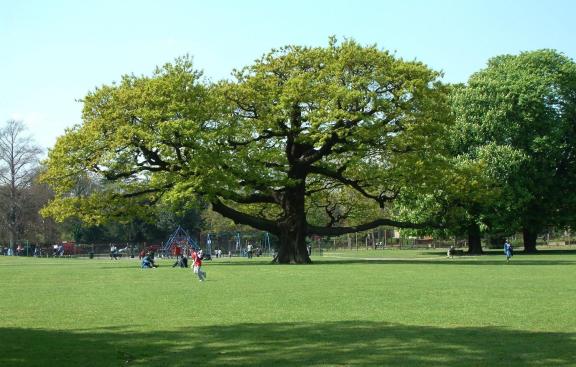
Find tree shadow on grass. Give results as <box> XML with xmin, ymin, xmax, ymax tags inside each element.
<box><xmin>204</xmin><ymin>259</ymin><xmax>277</xmax><ymax>267</ymax></box>
<box><xmin>312</xmin><ymin>258</ymin><xmax>576</xmax><ymax>266</ymax></box>
<box><xmin>205</xmin><ymin>249</ymin><xmax>576</xmax><ymax>267</ymax></box>
<box><xmin>136</xmin><ymin>253</ymin><xmax>576</xmax><ymax>267</ymax></box>
<box><xmin>419</xmin><ymin>249</ymin><xmax>576</xmax><ymax>257</ymax></box>
<box><xmin>1</xmin><ymin>321</ymin><xmax>574</xmax><ymax>367</ymax></box>
<box><xmin>314</xmin><ymin>248</ymin><xmax>576</xmax><ymax>266</ymax></box>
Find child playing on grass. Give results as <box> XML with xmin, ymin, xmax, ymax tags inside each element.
<box><xmin>191</xmin><ymin>249</ymin><xmax>206</xmax><ymax>281</ymax></box>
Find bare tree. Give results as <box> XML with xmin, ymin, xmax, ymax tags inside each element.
<box><xmin>0</xmin><ymin>120</ymin><xmax>43</xmax><ymax>249</ymax></box>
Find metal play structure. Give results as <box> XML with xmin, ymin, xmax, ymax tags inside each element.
<box><xmin>201</xmin><ymin>231</ymin><xmax>272</xmax><ymax>256</ymax></box>
<box><xmin>263</xmin><ymin>232</ymin><xmax>271</xmax><ymax>254</ymax></box>
<box><xmin>161</xmin><ymin>226</ymin><xmax>198</xmax><ymax>257</ymax></box>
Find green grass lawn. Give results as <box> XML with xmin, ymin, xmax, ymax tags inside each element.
<box><xmin>1</xmin><ymin>249</ymin><xmax>575</xmax><ymax>366</ymax></box>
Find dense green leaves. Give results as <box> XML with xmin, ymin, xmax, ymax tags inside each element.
<box><xmin>41</xmin><ymin>39</ymin><xmax>452</xmax><ymax>263</ymax></box>
<box><xmin>40</xmin><ymin>41</ymin><xmax>576</xmax><ymax>259</ymax></box>
<box><xmin>450</xmin><ymin>49</ymin><xmax>576</xmax><ymax>250</ymax></box>
<box><xmin>395</xmin><ymin>50</ymin><xmax>576</xmax><ymax>253</ymax></box>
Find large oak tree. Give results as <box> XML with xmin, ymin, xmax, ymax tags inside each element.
<box><xmin>42</xmin><ymin>40</ymin><xmax>451</xmax><ymax>263</ymax></box>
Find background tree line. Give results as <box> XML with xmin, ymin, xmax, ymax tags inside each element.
<box><xmin>0</xmin><ymin>122</ymin><xmax>250</xmax><ymax>249</ymax></box>
<box><xmin>0</xmin><ymin>120</ymin><xmax>208</xmax><ymax>248</ymax></box>
<box><xmin>3</xmin><ymin>42</ymin><xmax>576</xmax><ymax>262</ymax></box>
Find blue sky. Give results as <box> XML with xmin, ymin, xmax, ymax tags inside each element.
<box><xmin>1</xmin><ymin>0</ymin><xmax>575</xmax><ymax>151</ymax></box>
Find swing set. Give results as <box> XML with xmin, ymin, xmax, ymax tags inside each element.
<box><xmin>201</xmin><ymin>231</ymin><xmax>272</xmax><ymax>256</ymax></box>
<box><xmin>161</xmin><ymin>227</ymin><xmax>272</xmax><ymax>258</ymax></box>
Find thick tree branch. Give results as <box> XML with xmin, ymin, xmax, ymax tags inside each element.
<box><xmin>117</xmin><ymin>187</ymin><xmax>168</xmax><ymax>198</ymax></box>
<box><xmin>320</xmin><ymin>202</ymin><xmax>351</xmax><ymax>227</ymax></box>
<box><xmin>299</xmin><ymin>112</ymin><xmax>380</xmax><ymax>165</ymax></box>
<box><xmin>308</xmin><ymin>165</ymin><xmax>395</xmax><ymax>207</ymax></box>
<box><xmin>308</xmin><ymin>218</ymin><xmax>435</xmax><ymax>236</ymax></box>
<box><xmin>219</xmin><ymin>161</ymin><xmax>281</xmax><ymax>193</ymax></box>
<box><xmin>305</xmin><ymin>180</ymin><xmax>342</xmax><ymax>196</ymax></box>
<box><xmin>227</xmin><ymin>129</ymin><xmax>284</xmax><ymax>147</ymax></box>
<box><xmin>211</xmin><ymin>198</ymin><xmax>278</xmax><ymax>234</ymax></box>
<box><xmin>135</xmin><ymin>141</ymin><xmax>170</xmax><ymax>170</ymax></box>
<box><xmin>220</xmin><ymin>190</ymin><xmax>278</xmax><ymax>204</ymax></box>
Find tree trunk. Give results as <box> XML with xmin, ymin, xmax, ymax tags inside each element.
<box><xmin>8</xmin><ymin>203</ymin><xmax>16</xmax><ymax>250</ymax></box>
<box><xmin>274</xmin><ymin>183</ymin><xmax>311</xmax><ymax>264</ymax></box>
<box><xmin>523</xmin><ymin>227</ymin><xmax>538</xmax><ymax>253</ymax></box>
<box><xmin>276</xmin><ymin>221</ymin><xmax>310</xmax><ymax>264</ymax></box>
<box><xmin>467</xmin><ymin>223</ymin><xmax>483</xmax><ymax>254</ymax></box>
<box><xmin>8</xmin><ymin>229</ymin><xmax>15</xmax><ymax>251</ymax></box>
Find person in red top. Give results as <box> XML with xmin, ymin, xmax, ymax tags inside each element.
<box><xmin>191</xmin><ymin>249</ymin><xmax>206</xmax><ymax>281</ymax></box>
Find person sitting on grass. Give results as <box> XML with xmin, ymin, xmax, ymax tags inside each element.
<box><xmin>172</xmin><ymin>255</ymin><xmax>188</xmax><ymax>268</ymax></box>
<box><xmin>141</xmin><ymin>253</ymin><xmax>158</xmax><ymax>269</ymax></box>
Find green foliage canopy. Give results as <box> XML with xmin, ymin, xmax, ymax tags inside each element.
<box><xmin>41</xmin><ymin>39</ymin><xmax>452</xmax><ymax>263</ymax></box>
<box><xmin>451</xmin><ymin>49</ymin><xmax>576</xmax><ymax>247</ymax></box>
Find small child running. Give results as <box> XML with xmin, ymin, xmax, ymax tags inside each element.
<box><xmin>191</xmin><ymin>249</ymin><xmax>206</xmax><ymax>281</ymax></box>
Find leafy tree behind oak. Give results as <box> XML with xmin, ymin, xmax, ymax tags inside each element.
<box><xmin>451</xmin><ymin>49</ymin><xmax>576</xmax><ymax>252</ymax></box>
<box><xmin>42</xmin><ymin>40</ymin><xmax>451</xmax><ymax>263</ymax></box>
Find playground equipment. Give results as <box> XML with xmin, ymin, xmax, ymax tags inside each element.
<box><xmin>203</xmin><ymin>231</ymin><xmax>272</xmax><ymax>256</ymax></box>
<box><xmin>206</xmin><ymin>233</ymin><xmax>213</xmax><ymax>257</ymax></box>
<box><xmin>263</xmin><ymin>232</ymin><xmax>271</xmax><ymax>254</ymax></box>
<box><xmin>161</xmin><ymin>226</ymin><xmax>198</xmax><ymax>257</ymax></box>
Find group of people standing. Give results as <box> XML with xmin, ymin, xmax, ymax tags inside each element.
<box><xmin>2</xmin><ymin>244</ymin><xmax>60</xmax><ymax>257</ymax></box>
<box><xmin>245</xmin><ymin>244</ymin><xmax>263</xmax><ymax>258</ymax></box>
<box><xmin>1</xmin><ymin>246</ymin><xmax>23</xmax><ymax>256</ymax></box>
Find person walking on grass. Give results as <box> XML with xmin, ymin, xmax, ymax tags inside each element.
<box><xmin>504</xmin><ymin>239</ymin><xmax>513</xmax><ymax>262</ymax></box>
<box><xmin>191</xmin><ymin>249</ymin><xmax>206</xmax><ymax>281</ymax></box>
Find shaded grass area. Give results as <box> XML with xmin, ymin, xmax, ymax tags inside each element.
<box><xmin>1</xmin><ymin>250</ymin><xmax>576</xmax><ymax>366</ymax></box>
<box><xmin>2</xmin><ymin>322</ymin><xmax>575</xmax><ymax>366</ymax></box>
